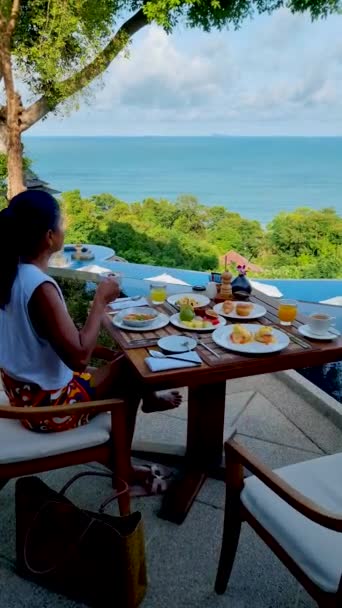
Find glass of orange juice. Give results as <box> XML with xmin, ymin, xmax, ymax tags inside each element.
<box><xmin>278</xmin><ymin>299</ymin><xmax>298</xmax><ymax>326</ymax></box>
<box><xmin>150</xmin><ymin>283</ymin><xmax>167</xmax><ymax>304</ymax></box>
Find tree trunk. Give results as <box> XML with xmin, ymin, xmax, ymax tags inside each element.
<box><xmin>0</xmin><ymin>124</ymin><xmax>7</xmax><ymax>154</ymax></box>
<box><xmin>0</xmin><ymin>46</ymin><xmax>25</xmax><ymax>199</ymax></box>
<box><xmin>6</xmin><ymin>91</ymin><xmax>24</xmax><ymax>199</ymax></box>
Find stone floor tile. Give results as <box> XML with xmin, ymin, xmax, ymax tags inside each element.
<box><xmin>236</xmin><ymin>392</ymin><xmax>322</xmax><ymax>453</ymax></box>
<box><xmin>235</xmin><ymin>433</ymin><xmax>322</xmax><ymax>470</ymax></box>
<box><xmin>225</xmin><ymin>390</ymin><xmax>255</xmax><ymax>426</ymax></box>
<box><xmin>143</xmin><ymin>501</ymin><xmax>301</xmax><ymax>608</ymax></box>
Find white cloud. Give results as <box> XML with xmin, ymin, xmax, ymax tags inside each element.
<box><xmin>29</xmin><ymin>9</ymin><xmax>342</xmax><ymax>135</ymax></box>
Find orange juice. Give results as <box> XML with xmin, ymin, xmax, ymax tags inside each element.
<box><xmin>278</xmin><ymin>300</ymin><xmax>297</xmax><ymax>325</ymax></box>
<box><xmin>150</xmin><ymin>284</ymin><xmax>167</xmax><ymax>304</ymax></box>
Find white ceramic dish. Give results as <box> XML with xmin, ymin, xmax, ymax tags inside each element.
<box><xmin>113</xmin><ymin>311</ymin><xmax>169</xmax><ymax>332</ymax></box>
<box><xmin>213</xmin><ymin>301</ymin><xmax>267</xmax><ymax>320</ymax></box>
<box><xmin>212</xmin><ymin>324</ymin><xmax>290</xmax><ymax>354</ymax></box>
<box><xmin>118</xmin><ymin>307</ymin><xmax>159</xmax><ymax>328</ymax></box>
<box><xmin>298</xmin><ymin>325</ymin><xmax>341</xmax><ymax>341</ymax></box>
<box><xmin>170</xmin><ymin>313</ymin><xmax>226</xmax><ymax>332</ymax></box>
<box><xmin>157</xmin><ymin>335</ymin><xmax>197</xmax><ymax>353</ymax></box>
<box><xmin>167</xmin><ymin>293</ymin><xmax>210</xmax><ymax>309</ymax></box>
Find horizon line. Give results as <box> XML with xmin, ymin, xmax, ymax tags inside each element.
<box><xmin>24</xmin><ymin>134</ymin><xmax>342</xmax><ymax>138</ymax></box>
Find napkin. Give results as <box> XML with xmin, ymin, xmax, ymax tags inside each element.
<box><xmin>145</xmin><ymin>351</ymin><xmax>202</xmax><ymax>372</ymax></box>
<box><xmin>109</xmin><ymin>297</ymin><xmax>149</xmax><ymax>311</ymax></box>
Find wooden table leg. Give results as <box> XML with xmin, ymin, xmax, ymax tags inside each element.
<box><xmin>159</xmin><ymin>382</ymin><xmax>226</xmax><ymax>524</ymax></box>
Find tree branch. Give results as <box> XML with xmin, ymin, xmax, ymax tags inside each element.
<box><xmin>7</xmin><ymin>0</ymin><xmax>20</xmax><ymax>37</ymax></box>
<box><xmin>21</xmin><ymin>7</ymin><xmax>148</xmax><ymax>132</ymax></box>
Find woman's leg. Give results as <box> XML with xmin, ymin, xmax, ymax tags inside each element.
<box><xmin>89</xmin><ymin>356</ymin><xmax>181</xmax><ymax>485</ymax></box>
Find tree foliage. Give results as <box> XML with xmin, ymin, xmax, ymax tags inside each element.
<box><xmin>60</xmin><ymin>190</ymin><xmax>342</xmax><ymax>278</ymax></box>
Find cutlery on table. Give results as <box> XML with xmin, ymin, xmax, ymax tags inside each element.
<box><xmin>197</xmin><ymin>340</ymin><xmax>220</xmax><ymax>359</ymax></box>
<box><xmin>107</xmin><ymin>295</ymin><xmax>143</xmax><ymax>314</ymax></box>
<box><xmin>148</xmin><ymin>350</ymin><xmax>202</xmax><ymax>366</ymax></box>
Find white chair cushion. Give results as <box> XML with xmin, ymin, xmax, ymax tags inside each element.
<box><xmin>241</xmin><ymin>453</ymin><xmax>342</xmax><ymax>593</ymax></box>
<box><xmin>0</xmin><ymin>413</ymin><xmax>111</xmax><ymax>464</ymax></box>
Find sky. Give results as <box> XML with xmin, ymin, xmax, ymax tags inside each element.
<box><xmin>27</xmin><ymin>8</ymin><xmax>342</xmax><ymax>137</ymax></box>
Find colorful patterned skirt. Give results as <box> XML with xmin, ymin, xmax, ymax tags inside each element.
<box><xmin>0</xmin><ymin>370</ymin><xmax>96</xmax><ymax>433</ymax></box>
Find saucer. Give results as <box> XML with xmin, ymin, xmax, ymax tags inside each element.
<box><xmin>298</xmin><ymin>325</ymin><xmax>340</xmax><ymax>341</ymax></box>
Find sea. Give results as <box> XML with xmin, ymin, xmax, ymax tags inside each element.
<box><xmin>23</xmin><ymin>136</ymin><xmax>342</xmax><ymax>225</ymax></box>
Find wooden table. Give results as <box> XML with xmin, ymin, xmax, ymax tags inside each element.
<box><xmin>104</xmin><ymin>290</ymin><xmax>341</xmax><ymax>524</ymax></box>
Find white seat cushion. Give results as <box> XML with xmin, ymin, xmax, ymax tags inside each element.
<box><xmin>241</xmin><ymin>453</ymin><xmax>342</xmax><ymax>593</ymax></box>
<box><xmin>0</xmin><ymin>413</ymin><xmax>111</xmax><ymax>464</ymax></box>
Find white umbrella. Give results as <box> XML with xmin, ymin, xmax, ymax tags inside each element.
<box><xmin>320</xmin><ymin>296</ymin><xmax>342</xmax><ymax>306</ymax></box>
<box><xmin>144</xmin><ymin>273</ymin><xmax>189</xmax><ymax>286</ymax></box>
<box><xmin>251</xmin><ymin>280</ymin><xmax>283</xmax><ymax>298</ymax></box>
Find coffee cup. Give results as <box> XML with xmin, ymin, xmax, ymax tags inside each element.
<box><xmin>308</xmin><ymin>313</ymin><xmax>335</xmax><ymax>335</ymax></box>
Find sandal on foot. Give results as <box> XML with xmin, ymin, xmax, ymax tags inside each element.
<box><xmin>129</xmin><ymin>464</ymin><xmax>174</xmax><ymax>498</ymax></box>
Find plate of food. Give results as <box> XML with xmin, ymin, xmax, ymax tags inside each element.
<box><xmin>212</xmin><ymin>324</ymin><xmax>289</xmax><ymax>354</ymax></box>
<box><xmin>170</xmin><ymin>309</ymin><xmax>226</xmax><ymax>332</ymax></box>
<box><xmin>112</xmin><ymin>308</ymin><xmax>169</xmax><ymax>331</ymax></box>
<box><xmin>213</xmin><ymin>301</ymin><xmax>267</xmax><ymax>320</ymax></box>
<box><xmin>167</xmin><ymin>293</ymin><xmax>210</xmax><ymax>309</ymax></box>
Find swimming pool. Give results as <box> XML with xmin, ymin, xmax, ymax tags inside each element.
<box><xmin>62</xmin><ymin>245</ymin><xmax>342</xmax><ymax>304</ymax></box>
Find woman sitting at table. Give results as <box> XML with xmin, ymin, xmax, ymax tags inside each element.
<box><xmin>0</xmin><ymin>191</ymin><xmax>180</xmax><ymax>490</ymax></box>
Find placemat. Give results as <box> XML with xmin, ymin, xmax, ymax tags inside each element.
<box><xmin>107</xmin><ymin>301</ymin><xmax>180</xmax><ymax>349</ymax></box>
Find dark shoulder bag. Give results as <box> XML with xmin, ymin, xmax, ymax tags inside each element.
<box><xmin>15</xmin><ymin>475</ymin><xmax>147</xmax><ymax>608</ymax></box>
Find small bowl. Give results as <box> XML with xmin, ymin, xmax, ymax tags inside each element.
<box><xmin>121</xmin><ymin>307</ymin><xmax>159</xmax><ymax>328</ymax></box>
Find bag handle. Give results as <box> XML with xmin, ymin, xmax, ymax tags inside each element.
<box><xmin>59</xmin><ymin>471</ymin><xmax>129</xmax><ymax>513</ymax></box>
<box><xmin>23</xmin><ymin>499</ymin><xmax>97</xmax><ymax>576</ymax></box>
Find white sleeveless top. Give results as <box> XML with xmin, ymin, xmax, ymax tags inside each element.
<box><xmin>0</xmin><ymin>264</ymin><xmax>73</xmax><ymax>390</ymax></box>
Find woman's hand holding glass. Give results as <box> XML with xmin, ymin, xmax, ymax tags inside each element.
<box><xmin>95</xmin><ymin>276</ymin><xmax>121</xmax><ymax>308</ymax></box>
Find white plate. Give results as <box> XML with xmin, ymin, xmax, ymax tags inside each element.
<box><xmin>167</xmin><ymin>293</ymin><xmax>210</xmax><ymax>309</ymax></box>
<box><xmin>298</xmin><ymin>325</ymin><xmax>341</xmax><ymax>341</ymax></box>
<box><xmin>170</xmin><ymin>313</ymin><xmax>226</xmax><ymax>332</ymax></box>
<box><xmin>157</xmin><ymin>335</ymin><xmax>197</xmax><ymax>353</ymax></box>
<box><xmin>117</xmin><ymin>307</ymin><xmax>158</xmax><ymax>328</ymax></box>
<box><xmin>113</xmin><ymin>312</ymin><xmax>169</xmax><ymax>332</ymax></box>
<box><xmin>213</xmin><ymin>301</ymin><xmax>267</xmax><ymax>320</ymax></box>
<box><xmin>212</xmin><ymin>324</ymin><xmax>290</xmax><ymax>354</ymax></box>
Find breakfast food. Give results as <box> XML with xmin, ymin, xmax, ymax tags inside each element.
<box><xmin>176</xmin><ymin>296</ymin><xmax>199</xmax><ymax>309</ymax></box>
<box><xmin>180</xmin><ymin>310</ymin><xmax>221</xmax><ymax>329</ymax></box>
<box><xmin>182</xmin><ymin>319</ymin><xmax>213</xmax><ymax>329</ymax></box>
<box><xmin>222</xmin><ymin>301</ymin><xmax>235</xmax><ymax>314</ymax></box>
<box><xmin>236</xmin><ymin>302</ymin><xmax>254</xmax><ymax>317</ymax></box>
<box><xmin>202</xmin><ymin>309</ymin><xmax>219</xmax><ymax>319</ymax></box>
<box><xmin>230</xmin><ymin>324</ymin><xmax>253</xmax><ymax>344</ymax></box>
<box><xmin>254</xmin><ymin>326</ymin><xmax>276</xmax><ymax>345</ymax></box>
<box><xmin>123</xmin><ymin>312</ymin><xmax>156</xmax><ymax>322</ymax></box>
<box><xmin>179</xmin><ymin>305</ymin><xmax>195</xmax><ymax>322</ymax></box>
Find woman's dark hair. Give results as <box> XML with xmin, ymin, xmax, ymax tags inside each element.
<box><xmin>0</xmin><ymin>190</ymin><xmax>60</xmax><ymax>308</ymax></box>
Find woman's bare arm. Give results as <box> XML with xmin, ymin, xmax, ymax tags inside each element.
<box><xmin>28</xmin><ymin>278</ymin><xmax>120</xmax><ymax>371</ymax></box>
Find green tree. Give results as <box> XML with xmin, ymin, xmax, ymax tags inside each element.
<box><xmin>267</xmin><ymin>208</ymin><xmax>342</xmax><ymax>258</ymax></box>
<box><xmin>1</xmin><ymin>0</ymin><xmax>341</xmax><ymax>197</ymax></box>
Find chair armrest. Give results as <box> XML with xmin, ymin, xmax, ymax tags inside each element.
<box><xmin>0</xmin><ymin>398</ymin><xmax>124</xmax><ymax>421</ymax></box>
<box><xmin>225</xmin><ymin>438</ymin><xmax>342</xmax><ymax>532</ymax></box>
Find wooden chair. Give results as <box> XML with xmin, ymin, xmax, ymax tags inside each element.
<box><xmin>0</xmin><ymin>347</ymin><xmax>131</xmax><ymax>515</ymax></box>
<box><xmin>215</xmin><ymin>436</ymin><xmax>342</xmax><ymax>607</ymax></box>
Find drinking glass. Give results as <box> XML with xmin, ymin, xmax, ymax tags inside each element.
<box><xmin>278</xmin><ymin>299</ymin><xmax>298</xmax><ymax>326</ymax></box>
<box><xmin>206</xmin><ymin>281</ymin><xmax>218</xmax><ymax>299</ymax></box>
<box><xmin>150</xmin><ymin>283</ymin><xmax>167</xmax><ymax>304</ymax></box>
